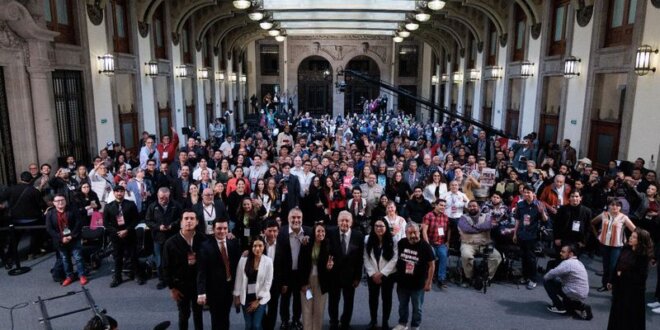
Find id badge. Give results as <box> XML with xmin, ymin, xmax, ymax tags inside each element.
<box><xmin>244</xmin><ymin>228</ymin><xmax>251</xmax><ymax>237</ymax></box>
<box><xmin>247</xmin><ymin>284</ymin><xmax>256</xmax><ymax>294</ymax></box>
<box><xmin>206</xmin><ymin>221</ymin><xmax>214</xmax><ymax>235</ymax></box>
<box><xmin>523</xmin><ymin>214</ymin><xmax>530</xmax><ymax>227</ymax></box>
<box><xmin>162</xmin><ymin>151</ymin><xmax>169</xmax><ymax>159</ymax></box>
<box><xmin>451</xmin><ymin>206</ymin><xmax>458</xmax><ymax>213</ymax></box>
<box><xmin>405</xmin><ymin>261</ymin><xmax>415</xmax><ymax>274</ymax></box>
<box><xmin>116</xmin><ymin>214</ymin><xmax>125</xmax><ymax>226</ymax></box>
<box><xmin>572</xmin><ymin>221</ymin><xmax>581</xmax><ymax>232</ymax></box>
<box><xmin>187</xmin><ymin>252</ymin><xmax>196</xmax><ymax>265</ymax></box>
<box><xmin>306</xmin><ymin>289</ymin><xmax>313</xmax><ymax>301</ymax></box>
<box><xmin>395</xmin><ymin>196</ymin><xmax>400</xmax><ymax>204</ymax></box>
<box><xmin>437</xmin><ymin>227</ymin><xmax>445</xmax><ymax>236</ymax></box>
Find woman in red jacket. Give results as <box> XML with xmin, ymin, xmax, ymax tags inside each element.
<box><xmin>321</xmin><ymin>176</ymin><xmax>346</xmax><ymax>226</ymax></box>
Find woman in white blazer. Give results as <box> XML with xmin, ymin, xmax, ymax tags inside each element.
<box><xmin>233</xmin><ymin>237</ymin><xmax>273</xmax><ymax>330</ymax></box>
<box><xmin>364</xmin><ymin>219</ymin><xmax>398</xmax><ymax>330</ymax></box>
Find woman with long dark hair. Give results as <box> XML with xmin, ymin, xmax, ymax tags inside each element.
<box><xmin>233</xmin><ymin>237</ymin><xmax>273</xmax><ymax>330</ymax></box>
<box><xmin>234</xmin><ymin>198</ymin><xmax>262</xmax><ymax>251</ymax></box>
<box><xmin>321</xmin><ymin>176</ymin><xmax>346</xmax><ymax>226</ymax></box>
<box><xmin>385</xmin><ymin>171</ymin><xmax>411</xmax><ymax>214</ymax></box>
<box><xmin>299</xmin><ymin>222</ymin><xmax>331</xmax><ymax>330</ymax></box>
<box><xmin>74</xmin><ymin>182</ymin><xmax>101</xmax><ymax>226</ymax></box>
<box><xmin>226</xmin><ymin>167</ymin><xmax>251</xmax><ymax>197</ymax></box>
<box><xmin>364</xmin><ymin>219</ymin><xmax>398</xmax><ymax>330</ymax></box>
<box><xmin>607</xmin><ymin>228</ymin><xmax>654</xmax><ymax>330</ymax></box>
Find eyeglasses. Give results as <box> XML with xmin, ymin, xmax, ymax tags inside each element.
<box><xmin>53</xmin><ymin>199</ymin><xmax>66</xmax><ymax>203</ymax></box>
<box><xmin>374</xmin><ymin>224</ymin><xmax>386</xmax><ymax>228</ymax></box>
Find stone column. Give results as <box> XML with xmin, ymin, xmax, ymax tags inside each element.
<box><xmin>237</xmin><ymin>59</ymin><xmax>245</xmax><ymax>123</ymax></box>
<box><xmin>434</xmin><ymin>63</ymin><xmax>441</xmax><ymax>122</ymax></box>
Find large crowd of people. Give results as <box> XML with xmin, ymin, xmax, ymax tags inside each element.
<box><xmin>0</xmin><ymin>106</ymin><xmax>658</xmax><ymax>330</ymax></box>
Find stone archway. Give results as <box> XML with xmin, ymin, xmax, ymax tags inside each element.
<box><xmin>297</xmin><ymin>56</ymin><xmax>333</xmax><ymax>117</ymax></box>
<box><xmin>343</xmin><ymin>55</ymin><xmax>381</xmax><ymax>115</ymax></box>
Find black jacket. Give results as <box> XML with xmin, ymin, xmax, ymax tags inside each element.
<box><xmin>103</xmin><ymin>199</ymin><xmax>139</xmax><ymax>237</ymax></box>
<box><xmin>172</xmin><ymin>177</ymin><xmax>196</xmax><ymax>205</ymax></box>
<box><xmin>2</xmin><ymin>183</ymin><xmax>44</xmax><ymax>220</ymax></box>
<box><xmin>327</xmin><ymin>228</ymin><xmax>364</xmax><ymax>288</ymax></box>
<box><xmin>554</xmin><ymin>204</ymin><xmax>592</xmax><ymax>246</ymax></box>
<box><xmin>405</xmin><ymin>198</ymin><xmax>433</xmax><ymax>224</ymax></box>
<box><xmin>45</xmin><ymin>207</ymin><xmax>82</xmax><ymax>248</ymax></box>
<box><xmin>193</xmin><ymin>200</ymin><xmax>229</xmax><ymax>235</ymax></box>
<box><xmin>162</xmin><ymin>232</ymin><xmax>204</xmax><ymax>293</ymax></box>
<box><xmin>196</xmin><ymin>237</ymin><xmax>241</xmax><ymax>301</ymax></box>
<box><xmin>276</xmin><ymin>225</ymin><xmax>312</xmax><ymax>287</ymax></box>
<box><xmin>145</xmin><ymin>200</ymin><xmax>183</xmax><ymax>243</ymax></box>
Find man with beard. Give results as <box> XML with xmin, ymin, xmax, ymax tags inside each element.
<box><xmin>513</xmin><ymin>185</ymin><xmax>548</xmax><ymax>290</ymax></box>
<box><xmin>145</xmin><ymin>187</ymin><xmax>183</xmax><ymax>289</ymax></box>
<box><xmin>162</xmin><ymin>210</ymin><xmax>204</xmax><ymax>330</ymax></box>
<box><xmin>553</xmin><ymin>191</ymin><xmax>592</xmax><ymax>255</ymax></box>
<box><xmin>405</xmin><ymin>186</ymin><xmax>432</xmax><ymax>224</ymax></box>
<box><xmin>393</xmin><ymin>223</ymin><xmax>434</xmax><ymax>330</ymax></box>
<box><xmin>457</xmin><ymin>201</ymin><xmax>502</xmax><ymax>288</ymax></box>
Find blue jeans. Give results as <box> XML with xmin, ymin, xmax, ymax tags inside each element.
<box><xmin>600</xmin><ymin>245</ymin><xmax>622</xmax><ymax>287</ymax></box>
<box><xmin>58</xmin><ymin>239</ymin><xmax>85</xmax><ymax>278</ymax></box>
<box><xmin>397</xmin><ymin>287</ymin><xmax>424</xmax><ymax>327</ymax></box>
<box><xmin>242</xmin><ymin>303</ymin><xmax>266</xmax><ymax>330</ymax></box>
<box><xmin>432</xmin><ymin>244</ymin><xmax>448</xmax><ymax>282</ymax></box>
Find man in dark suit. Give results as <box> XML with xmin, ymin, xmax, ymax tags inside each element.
<box><xmin>327</xmin><ymin>210</ymin><xmax>365</xmax><ymax>330</ymax></box>
<box><xmin>103</xmin><ymin>185</ymin><xmax>145</xmax><ymax>287</ymax></box>
<box><xmin>279</xmin><ymin>163</ymin><xmax>301</xmax><ymax>224</ymax></box>
<box><xmin>168</xmin><ymin>151</ymin><xmax>189</xmax><ymax>179</ymax></box>
<box><xmin>145</xmin><ymin>187</ymin><xmax>183</xmax><ymax>289</ymax></box>
<box><xmin>277</xmin><ymin>208</ymin><xmax>312</xmax><ymax>329</ymax></box>
<box><xmin>262</xmin><ymin>219</ymin><xmax>283</xmax><ymax>330</ymax></box>
<box><xmin>196</xmin><ymin>220</ymin><xmax>240</xmax><ymax>330</ymax></box>
<box><xmin>192</xmin><ymin>188</ymin><xmax>229</xmax><ymax>237</ymax></box>
<box><xmin>172</xmin><ymin>165</ymin><xmax>196</xmax><ymax>205</ymax></box>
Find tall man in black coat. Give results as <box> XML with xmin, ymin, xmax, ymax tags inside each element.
<box><xmin>196</xmin><ymin>220</ymin><xmax>241</xmax><ymax>330</ymax></box>
<box><xmin>327</xmin><ymin>210</ymin><xmax>365</xmax><ymax>330</ymax></box>
<box><xmin>262</xmin><ymin>219</ymin><xmax>283</xmax><ymax>330</ymax></box>
<box><xmin>279</xmin><ymin>163</ymin><xmax>301</xmax><ymax>224</ymax></box>
<box><xmin>277</xmin><ymin>208</ymin><xmax>312</xmax><ymax>329</ymax></box>
<box><xmin>162</xmin><ymin>210</ymin><xmax>204</xmax><ymax>330</ymax></box>
<box><xmin>103</xmin><ymin>185</ymin><xmax>145</xmax><ymax>287</ymax></box>
<box><xmin>145</xmin><ymin>187</ymin><xmax>183</xmax><ymax>289</ymax></box>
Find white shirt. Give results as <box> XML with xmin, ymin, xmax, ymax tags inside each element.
<box><xmin>297</xmin><ymin>171</ymin><xmax>315</xmax><ymax>197</ymax></box>
<box><xmin>202</xmin><ymin>203</ymin><xmax>216</xmax><ymax>235</ymax></box>
<box><xmin>288</xmin><ymin>226</ymin><xmax>305</xmax><ymax>270</ymax></box>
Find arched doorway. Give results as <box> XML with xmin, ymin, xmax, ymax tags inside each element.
<box><xmin>344</xmin><ymin>55</ymin><xmax>380</xmax><ymax>115</ymax></box>
<box><xmin>297</xmin><ymin>56</ymin><xmax>333</xmax><ymax>117</ymax></box>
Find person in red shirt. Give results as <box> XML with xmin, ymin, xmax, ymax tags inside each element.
<box><xmin>421</xmin><ymin>199</ymin><xmax>450</xmax><ymax>288</ymax></box>
<box><xmin>45</xmin><ymin>194</ymin><xmax>87</xmax><ymax>286</ymax></box>
<box><xmin>158</xmin><ymin>127</ymin><xmax>179</xmax><ymax>164</ymax></box>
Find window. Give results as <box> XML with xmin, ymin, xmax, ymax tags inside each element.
<box><xmin>605</xmin><ymin>0</ymin><xmax>637</xmax><ymax>47</ymax></box>
<box><xmin>548</xmin><ymin>0</ymin><xmax>569</xmax><ymax>56</ymax></box>
<box><xmin>152</xmin><ymin>4</ymin><xmax>167</xmax><ymax>59</ymax></box>
<box><xmin>43</xmin><ymin>0</ymin><xmax>76</xmax><ymax>44</ymax></box>
<box><xmin>182</xmin><ymin>20</ymin><xmax>192</xmax><ymax>64</ymax></box>
<box><xmin>111</xmin><ymin>0</ymin><xmax>131</xmax><ymax>53</ymax></box>
<box><xmin>260</xmin><ymin>44</ymin><xmax>279</xmax><ymax>76</ymax></box>
<box><xmin>398</xmin><ymin>45</ymin><xmax>419</xmax><ymax>77</ymax></box>
<box><xmin>487</xmin><ymin>22</ymin><xmax>497</xmax><ymax>66</ymax></box>
<box><xmin>512</xmin><ymin>4</ymin><xmax>526</xmax><ymax>61</ymax></box>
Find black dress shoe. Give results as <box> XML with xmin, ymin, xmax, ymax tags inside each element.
<box><xmin>137</xmin><ymin>277</ymin><xmax>146</xmax><ymax>285</ymax></box>
<box><xmin>366</xmin><ymin>321</ymin><xmax>377</xmax><ymax>330</ymax></box>
<box><xmin>110</xmin><ymin>277</ymin><xmax>122</xmax><ymax>288</ymax></box>
<box><xmin>156</xmin><ymin>281</ymin><xmax>167</xmax><ymax>290</ymax></box>
<box><xmin>596</xmin><ymin>286</ymin><xmax>608</xmax><ymax>292</ymax></box>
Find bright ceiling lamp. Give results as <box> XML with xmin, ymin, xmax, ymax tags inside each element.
<box><xmin>398</xmin><ymin>30</ymin><xmax>410</xmax><ymax>38</ymax></box>
<box><xmin>260</xmin><ymin>21</ymin><xmax>273</xmax><ymax>30</ymax></box>
<box><xmin>268</xmin><ymin>29</ymin><xmax>280</xmax><ymax>37</ymax></box>
<box><xmin>405</xmin><ymin>22</ymin><xmax>419</xmax><ymax>31</ymax></box>
<box><xmin>275</xmin><ymin>35</ymin><xmax>286</xmax><ymax>42</ymax></box>
<box><xmin>415</xmin><ymin>12</ymin><xmax>431</xmax><ymax>22</ymax></box>
<box><xmin>248</xmin><ymin>11</ymin><xmax>264</xmax><ymax>21</ymax></box>
<box><xmin>427</xmin><ymin>0</ymin><xmax>446</xmax><ymax>11</ymax></box>
<box><xmin>393</xmin><ymin>36</ymin><xmax>404</xmax><ymax>43</ymax></box>
<box><xmin>232</xmin><ymin>0</ymin><xmax>251</xmax><ymax>10</ymax></box>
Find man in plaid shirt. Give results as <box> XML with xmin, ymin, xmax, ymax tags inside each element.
<box><xmin>421</xmin><ymin>199</ymin><xmax>450</xmax><ymax>289</ymax></box>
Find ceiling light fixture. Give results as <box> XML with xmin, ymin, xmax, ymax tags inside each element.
<box><xmin>393</xmin><ymin>36</ymin><xmax>404</xmax><ymax>43</ymax></box>
<box><xmin>232</xmin><ymin>0</ymin><xmax>251</xmax><ymax>10</ymax></box>
<box><xmin>398</xmin><ymin>30</ymin><xmax>411</xmax><ymax>38</ymax></box>
<box><xmin>259</xmin><ymin>21</ymin><xmax>273</xmax><ymax>30</ymax></box>
<box><xmin>405</xmin><ymin>22</ymin><xmax>419</xmax><ymax>31</ymax></box>
<box><xmin>275</xmin><ymin>35</ymin><xmax>286</xmax><ymax>42</ymax></box>
<box><xmin>415</xmin><ymin>12</ymin><xmax>431</xmax><ymax>22</ymax></box>
<box><xmin>427</xmin><ymin>0</ymin><xmax>446</xmax><ymax>11</ymax></box>
<box><xmin>268</xmin><ymin>29</ymin><xmax>280</xmax><ymax>37</ymax></box>
<box><xmin>247</xmin><ymin>11</ymin><xmax>264</xmax><ymax>21</ymax></box>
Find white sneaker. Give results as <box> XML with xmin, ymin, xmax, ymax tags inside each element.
<box><xmin>392</xmin><ymin>324</ymin><xmax>408</xmax><ymax>330</ymax></box>
<box><xmin>647</xmin><ymin>301</ymin><xmax>660</xmax><ymax>309</ymax></box>
<box><xmin>653</xmin><ymin>307</ymin><xmax>660</xmax><ymax>314</ymax></box>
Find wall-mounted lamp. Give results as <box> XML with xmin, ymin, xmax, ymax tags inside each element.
<box><xmin>431</xmin><ymin>75</ymin><xmax>439</xmax><ymax>85</ymax></box>
<box><xmin>198</xmin><ymin>67</ymin><xmax>210</xmax><ymax>80</ymax></box>
<box><xmin>468</xmin><ymin>69</ymin><xmax>480</xmax><ymax>81</ymax></box>
<box><xmin>520</xmin><ymin>61</ymin><xmax>534</xmax><ymax>78</ymax></box>
<box><xmin>230</xmin><ymin>73</ymin><xmax>237</xmax><ymax>83</ymax></box>
<box><xmin>240</xmin><ymin>74</ymin><xmax>247</xmax><ymax>83</ymax></box>
<box><xmin>175</xmin><ymin>65</ymin><xmax>191</xmax><ymax>79</ymax></box>
<box><xmin>635</xmin><ymin>44</ymin><xmax>658</xmax><ymax>76</ymax></box>
<box><xmin>484</xmin><ymin>66</ymin><xmax>503</xmax><ymax>80</ymax></box>
<box><xmin>97</xmin><ymin>54</ymin><xmax>115</xmax><ymax>75</ymax></box>
<box><xmin>452</xmin><ymin>71</ymin><xmax>463</xmax><ymax>83</ymax></box>
<box><xmin>216</xmin><ymin>71</ymin><xmax>226</xmax><ymax>81</ymax></box>
<box><xmin>441</xmin><ymin>73</ymin><xmax>448</xmax><ymax>83</ymax></box>
<box><xmin>144</xmin><ymin>60</ymin><xmax>159</xmax><ymax>78</ymax></box>
<box><xmin>427</xmin><ymin>0</ymin><xmax>446</xmax><ymax>11</ymax></box>
<box><xmin>563</xmin><ymin>56</ymin><xmax>581</xmax><ymax>78</ymax></box>
<box><xmin>260</xmin><ymin>21</ymin><xmax>273</xmax><ymax>30</ymax></box>
<box><xmin>232</xmin><ymin>0</ymin><xmax>251</xmax><ymax>10</ymax></box>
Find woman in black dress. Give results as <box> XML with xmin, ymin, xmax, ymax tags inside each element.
<box><xmin>607</xmin><ymin>228</ymin><xmax>655</xmax><ymax>330</ymax></box>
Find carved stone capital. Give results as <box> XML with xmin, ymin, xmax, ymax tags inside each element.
<box><xmin>459</xmin><ymin>48</ymin><xmax>465</xmax><ymax>58</ymax></box>
<box><xmin>652</xmin><ymin>0</ymin><xmax>660</xmax><ymax>9</ymax></box>
<box><xmin>576</xmin><ymin>5</ymin><xmax>593</xmax><ymax>27</ymax></box>
<box><xmin>477</xmin><ymin>41</ymin><xmax>484</xmax><ymax>53</ymax></box>
<box><xmin>499</xmin><ymin>33</ymin><xmax>508</xmax><ymax>47</ymax></box>
<box><xmin>195</xmin><ymin>40</ymin><xmax>202</xmax><ymax>52</ymax></box>
<box><xmin>213</xmin><ymin>46</ymin><xmax>219</xmax><ymax>56</ymax></box>
<box><xmin>171</xmin><ymin>32</ymin><xmax>180</xmax><ymax>46</ymax></box>
<box><xmin>530</xmin><ymin>23</ymin><xmax>542</xmax><ymax>40</ymax></box>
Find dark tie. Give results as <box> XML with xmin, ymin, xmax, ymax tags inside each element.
<box><xmin>219</xmin><ymin>241</ymin><xmax>232</xmax><ymax>281</ymax></box>
<box><xmin>341</xmin><ymin>233</ymin><xmax>348</xmax><ymax>255</ymax></box>
<box><xmin>435</xmin><ymin>185</ymin><xmax>440</xmax><ymax>199</ymax></box>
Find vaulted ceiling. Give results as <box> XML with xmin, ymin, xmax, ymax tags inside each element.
<box><xmin>127</xmin><ymin>0</ymin><xmax>582</xmax><ymax>58</ymax></box>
